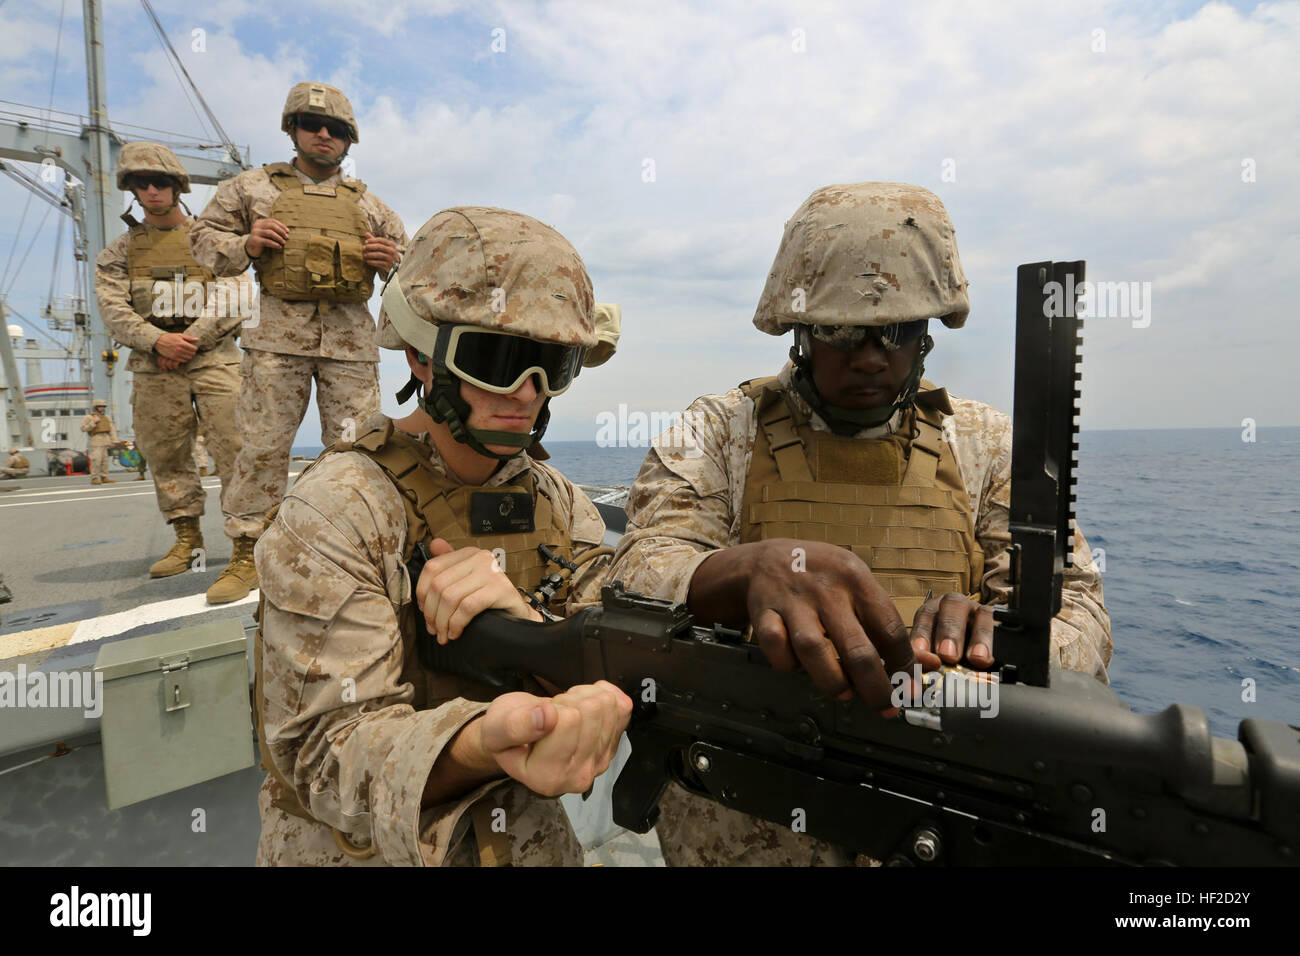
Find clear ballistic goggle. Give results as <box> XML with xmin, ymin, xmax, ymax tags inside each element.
<box><xmin>435</xmin><ymin>325</ymin><xmax>586</xmax><ymax>397</ymax></box>
<box><xmin>807</xmin><ymin>319</ymin><xmax>930</xmax><ymax>353</ymax></box>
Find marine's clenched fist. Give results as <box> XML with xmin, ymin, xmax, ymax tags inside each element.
<box><xmin>479</xmin><ymin>682</ymin><xmax>633</xmax><ymax>797</ymax></box>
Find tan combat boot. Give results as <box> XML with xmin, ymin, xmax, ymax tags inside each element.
<box><xmin>101</xmin><ymin>476</ymin><xmax>116</xmax><ymax>483</ymax></box>
<box><xmin>149</xmin><ymin>516</ymin><xmax>204</xmax><ymax>578</ymax></box>
<box><xmin>206</xmin><ymin>536</ymin><xmax>259</xmax><ymax>604</ymax></box>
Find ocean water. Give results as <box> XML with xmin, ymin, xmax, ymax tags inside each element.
<box><xmin>1073</xmin><ymin>428</ymin><xmax>1299</xmax><ymax>737</ymax></box>
<box><xmin>295</xmin><ymin>428</ymin><xmax>1299</xmax><ymax>737</ymax></box>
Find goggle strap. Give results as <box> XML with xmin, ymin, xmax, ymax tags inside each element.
<box><xmin>380</xmin><ymin>275</ymin><xmax>440</xmax><ymax>358</ymax></box>
<box><xmin>395</xmin><ymin>373</ymin><xmax>421</xmax><ymax>405</ymax></box>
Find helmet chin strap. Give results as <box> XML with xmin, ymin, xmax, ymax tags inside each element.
<box><xmin>395</xmin><ymin>367</ymin><xmax>547</xmax><ymax>462</ymax></box>
<box><xmin>789</xmin><ymin>325</ymin><xmax>934</xmax><ymax>436</ymax></box>
<box><xmin>128</xmin><ymin>192</ymin><xmax>183</xmax><ymax>220</ymax></box>
<box><xmin>292</xmin><ymin>135</ymin><xmax>348</xmax><ymax>170</ymax></box>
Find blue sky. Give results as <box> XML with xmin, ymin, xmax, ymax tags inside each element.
<box><xmin>2</xmin><ymin>0</ymin><xmax>1298</xmax><ymax>440</ymax></box>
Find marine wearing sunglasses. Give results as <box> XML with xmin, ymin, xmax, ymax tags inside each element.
<box><xmin>291</xmin><ymin>113</ymin><xmax>354</xmax><ymax>143</ymax></box>
<box><xmin>791</xmin><ymin>318</ymin><xmax>935</xmax><ymax>431</ymax></box>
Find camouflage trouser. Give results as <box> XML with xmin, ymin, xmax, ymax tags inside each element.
<box><xmin>223</xmin><ymin>348</ymin><xmax>380</xmax><ymax>540</ymax></box>
<box><xmin>0</xmin><ymin>468</ymin><xmax>27</xmax><ymax>478</ymax></box>
<box><xmin>653</xmin><ymin>783</ymin><xmax>856</xmax><ymax>866</ymax></box>
<box><xmin>255</xmin><ymin>776</ymin><xmax>583</xmax><ymax>866</ymax></box>
<box><xmin>131</xmin><ymin>363</ymin><xmax>242</xmax><ymax>523</ymax></box>
<box><xmin>88</xmin><ymin>443</ymin><xmax>111</xmax><ymax>480</ymax></box>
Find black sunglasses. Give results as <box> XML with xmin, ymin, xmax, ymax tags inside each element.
<box><xmin>294</xmin><ymin>114</ymin><xmax>351</xmax><ymax>141</ymax></box>
<box><xmin>126</xmin><ymin>173</ymin><xmax>178</xmax><ymax>191</ymax></box>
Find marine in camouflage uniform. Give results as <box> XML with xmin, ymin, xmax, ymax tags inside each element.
<box><xmin>95</xmin><ymin>142</ymin><xmax>247</xmax><ymax>578</ymax></box>
<box><xmin>607</xmin><ymin>182</ymin><xmax>1112</xmax><ymax>866</ymax></box>
<box><xmin>1</xmin><ymin>450</ymin><xmax>29</xmax><ymax>478</ymax></box>
<box><xmin>80</xmin><ymin>400</ymin><xmax>117</xmax><ymax>483</ymax></box>
<box><xmin>190</xmin><ymin>82</ymin><xmax>407</xmax><ymax>604</ymax></box>
<box><xmin>254</xmin><ymin>207</ymin><xmax>628</xmax><ymax>865</ymax></box>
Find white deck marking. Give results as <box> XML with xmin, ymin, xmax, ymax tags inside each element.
<box><xmin>0</xmin><ymin>483</ymin><xmax>173</xmax><ymax>500</ymax></box>
<box><xmin>0</xmin><ymin>486</ymin><xmax>218</xmax><ymax>508</ymax></box>
<box><xmin>68</xmin><ymin>590</ymin><xmax>259</xmax><ymax>645</ymax></box>
<box><xmin>0</xmin><ymin>472</ymin><xmax>302</xmax><ymax>509</ymax></box>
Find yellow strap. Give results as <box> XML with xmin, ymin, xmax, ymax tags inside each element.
<box><xmin>902</xmin><ymin>415</ymin><xmax>944</xmax><ymax>487</ymax></box>
<box><xmin>470</xmin><ymin>799</ymin><xmax>512</xmax><ymax>867</ymax></box>
<box><xmin>757</xmin><ymin>389</ymin><xmax>815</xmax><ymax>484</ymax></box>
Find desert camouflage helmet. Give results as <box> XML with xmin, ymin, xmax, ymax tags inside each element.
<box><xmin>115</xmin><ymin>142</ymin><xmax>191</xmax><ymax>193</ymax></box>
<box><xmin>378</xmin><ymin>207</ymin><xmax>608</xmax><ymax>355</ymax></box>
<box><xmin>380</xmin><ymin>207</ymin><xmax>619</xmax><ymax>461</ymax></box>
<box><xmin>753</xmin><ymin>182</ymin><xmax>970</xmax><ymax>334</ymax></box>
<box><xmin>92</xmin><ymin>397</ymin><xmax>107</xmax><ymax>407</ymax></box>
<box><xmin>281</xmin><ymin>81</ymin><xmax>359</xmax><ymax>143</ymax></box>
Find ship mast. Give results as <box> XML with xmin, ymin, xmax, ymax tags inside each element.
<box><xmin>0</xmin><ymin>0</ymin><xmax>247</xmax><ymax>444</ymax></box>
<box><xmin>81</xmin><ymin>0</ymin><xmax>118</xmax><ymax>415</ymax></box>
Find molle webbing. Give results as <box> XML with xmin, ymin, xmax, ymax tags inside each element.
<box><xmin>252</xmin><ymin>162</ymin><xmax>375</xmax><ymax>303</ymax></box>
<box><xmin>126</xmin><ymin>222</ymin><xmax>214</xmax><ymax>325</ymax></box>
<box><xmin>738</xmin><ymin>378</ymin><xmax>984</xmax><ymax>624</ymax></box>
<box><xmin>340</xmin><ymin>421</ymin><xmax>573</xmax><ymax>594</ymax></box>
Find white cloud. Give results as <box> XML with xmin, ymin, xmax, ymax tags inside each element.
<box><xmin>3</xmin><ymin>0</ymin><xmax>1298</xmax><ymax>447</ymax></box>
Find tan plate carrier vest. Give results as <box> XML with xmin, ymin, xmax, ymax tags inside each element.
<box><xmin>89</xmin><ymin>417</ymin><xmax>113</xmax><ymax>435</ymax></box>
<box><xmin>253</xmin><ymin>420</ymin><xmax>573</xmax><ymax>862</ymax></box>
<box><xmin>252</xmin><ymin>162</ymin><xmax>376</xmax><ymax>303</ymax></box>
<box><xmin>738</xmin><ymin>377</ymin><xmax>984</xmax><ymax>626</ymax></box>
<box><xmin>126</xmin><ymin>221</ymin><xmax>214</xmax><ymax>326</ymax></box>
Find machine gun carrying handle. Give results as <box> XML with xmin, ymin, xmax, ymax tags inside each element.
<box><xmin>995</xmin><ymin>260</ymin><xmax>1086</xmax><ymax>687</ymax></box>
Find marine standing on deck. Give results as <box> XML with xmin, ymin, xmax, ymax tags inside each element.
<box><xmin>191</xmin><ymin>81</ymin><xmax>407</xmax><ymax>605</ymax></box>
<box><xmin>606</xmin><ymin>182</ymin><xmax>1112</xmax><ymax>865</ymax></box>
<box><xmin>95</xmin><ymin>142</ymin><xmax>246</xmax><ymax>579</ymax></box>
<box><xmin>1</xmin><ymin>449</ymin><xmax>29</xmax><ymax>478</ymax></box>
<box><xmin>253</xmin><ymin>207</ymin><xmax>627</xmax><ymax>865</ymax></box>
<box><xmin>80</xmin><ymin>399</ymin><xmax>117</xmax><ymax>484</ymax></box>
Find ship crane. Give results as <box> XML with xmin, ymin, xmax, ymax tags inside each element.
<box><xmin>0</xmin><ymin>0</ymin><xmax>249</xmax><ymax>450</ymax></box>
<box><xmin>0</xmin><ymin>158</ymin><xmax>89</xmax><ymax>448</ymax></box>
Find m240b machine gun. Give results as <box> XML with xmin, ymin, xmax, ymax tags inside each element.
<box><xmin>415</xmin><ymin>261</ymin><xmax>1300</xmax><ymax>866</ymax></box>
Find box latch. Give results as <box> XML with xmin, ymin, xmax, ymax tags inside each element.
<box><xmin>160</xmin><ymin>655</ymin><xmax>191</xmax><ymax>712</ymax></box>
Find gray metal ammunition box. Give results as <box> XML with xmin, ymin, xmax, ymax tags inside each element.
<box><xmin>93</xmin><ymin>619</ymin><xmax>254</xmax><ymax>809</ymax></box>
